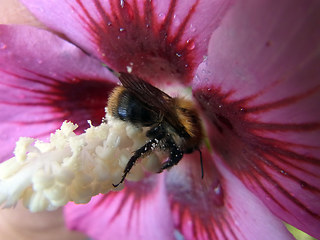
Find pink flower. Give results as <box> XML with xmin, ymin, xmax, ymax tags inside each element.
<box><xmin>1</xmin><ymin>0</ymin><xmax>319</xmax><ymax>239</ymax></box>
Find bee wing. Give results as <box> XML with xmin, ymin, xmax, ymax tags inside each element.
<box><xmin>119</xmin><ymin>72</ymin><xmax>174</xmax><ymax>112</ymax></box>
<box><xmin>119</xmin><ymin>72</ymin><xmax>185</xmax><ymax>131</ymax></box>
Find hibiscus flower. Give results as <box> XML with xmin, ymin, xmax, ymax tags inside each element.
<box><xmin>0</xmin><ymin>0</ymin><xmax>319</xmax><ymax>239</ymax></box>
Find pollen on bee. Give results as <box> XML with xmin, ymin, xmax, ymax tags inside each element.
<box><xmin>0</xmin><ymin>111</ymin><xmax>160</xmax><ymax>212</ymax></box>
<box><xmin>126</xmin><ymin>65</ymin><xmax>133</xmax><ymax>73</ymax></box>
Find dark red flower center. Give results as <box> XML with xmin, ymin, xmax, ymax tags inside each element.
<box><xmin>72</xmin><ymin>0</ymin><xmax>200</xmax><ymax>83</ymax></box>
<box><xmin>1</xmin><ymin>68</ymin><xmax>115</xmax><ymax>133</ymax></box>
<box><xmin>194</xmin><ymin>83</ymin><xmax>320</xmax><ymax>222</ymax></box>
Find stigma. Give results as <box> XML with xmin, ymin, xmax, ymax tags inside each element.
<box><xmin>0</xmin><ymin>112</ymin><xmax>161</xmax><ymax>212</ymax></box>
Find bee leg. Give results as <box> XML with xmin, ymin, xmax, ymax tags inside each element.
<box><xmin>158</xmin><ymin>138</ymin><xmax>183</xmax><ymax>172</ymax></box>
<box><xmin>146</xmin><ymin>123</ymin><xmax>166</xmax><ymax>138</ymax></box>
<box><xmin>112</xmin><ymin>138</ymin><xmax>157</xmax><ymax>187</ymax></box>
<box><xmin>112</xmin><ymin>126</ymin><xmax>166</xmax><ymax>187</ymax></box>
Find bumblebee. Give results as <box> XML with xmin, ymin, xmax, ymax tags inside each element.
<box><xmin>109</xmin><ymin>72</ymin><xmax>204</xmax><ymax>187</ymax></box>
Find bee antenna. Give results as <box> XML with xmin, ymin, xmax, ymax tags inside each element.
<box><xmin>197</xmin><ymin>148</ymin><xmax>204</xmax><ymax>179</ymax></box>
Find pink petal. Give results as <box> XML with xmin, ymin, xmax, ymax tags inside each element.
<box><xmin>64</xmin><ymin>175</ymin><xmax>175</xmax><ymax>240</ymax></box>
<box><xmin>21</xmin><ymin>0</ymin><xmax>234</xmax><ymax>83</ymax></box>
<box><xmin>0</xmin><ymin>25</ymin><xmax>117</xmax><ymax>162</ymax></box>
<box><xmin>192</xmin><ymin>0</ymin><xmax>320</xmax><ymax>238</ymax></box>
<box><xmin>166</xmin><ymin>153</ymin><xmax>294</xmax><ymax>240</ymax></box>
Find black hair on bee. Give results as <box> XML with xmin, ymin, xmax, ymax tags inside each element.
<box><xmin>108</xmin><ymin>72</ymin><xmax>204</xmax><ymax>187</ymax></box>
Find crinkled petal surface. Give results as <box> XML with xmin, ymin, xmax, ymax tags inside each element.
<box><xmin>0</xmin><ymin>25</ymin><xmax>117</xmax><ymax>162</ymax></box>
<box><xmin>165</xmin><ymin>155</ymin><xmax>294</xmax><ymax>240</ymax></box>
<box><xmin>192</xmin><ymin>0</ymin><xmax>320</xmax><ymax>238</ymax></box>
<box><xmin>21</xmin><ymin>0</ymin><xmax>234</xmax><ymax>82</ymax></box>
<box><xmin>65</xmin><ymin>175</ymin><xmax>175</xmax><ymax>240</ymax></box>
